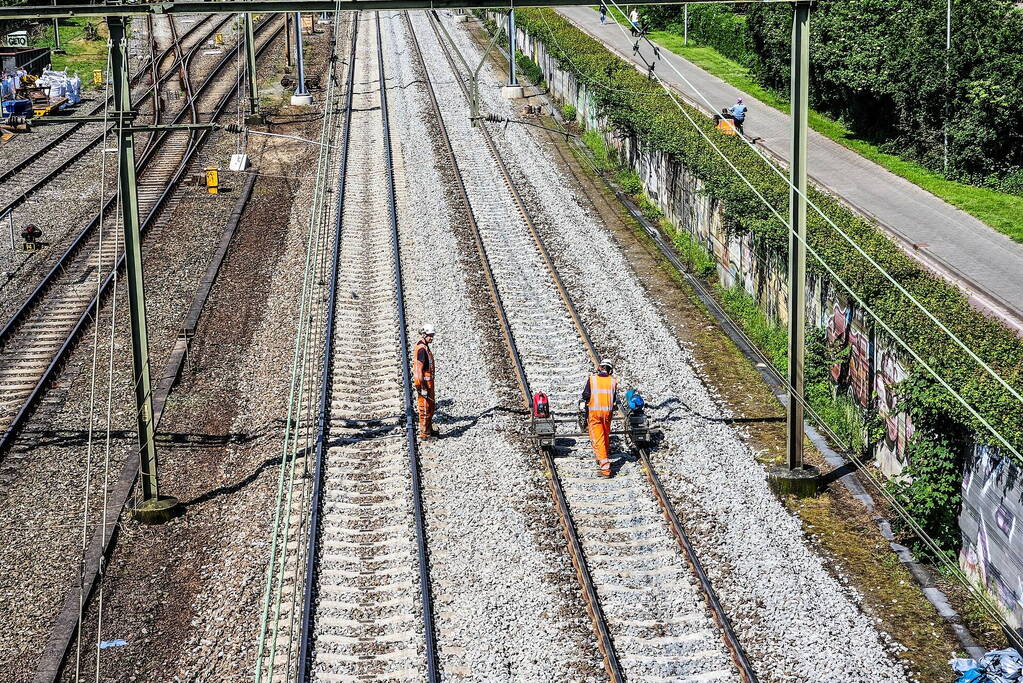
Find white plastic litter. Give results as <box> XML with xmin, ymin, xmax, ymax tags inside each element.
<box><xmin>951</xmin><ymin>648</ymin><xmax>1022</xmax><ymax>683</ymax></box>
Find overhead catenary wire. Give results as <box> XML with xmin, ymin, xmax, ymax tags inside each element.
<box><xmin>95</xmin><ymin>41</ymin><xmax>126</xmax><ymax>679</ymax></box>
<box><xmin>544</xmin><ymin>3</ymin><xmax>1017</xmax><ymax>639</ymax></box>
<box><xmin>74</xmin><ymin>37</ymin><xmax>115</xmax><ymax>683</ymax></box>
<box><xmin>595</xmin><ymin>0</ymin><xmax>1023</xmax><ymax>464</ymax></box>
<box><xmin>252</xmin><ymin>6</ymin><xmax>346</xmax><ymax>681</ymax></box>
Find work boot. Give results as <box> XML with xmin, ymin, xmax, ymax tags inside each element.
<box><xmin>429</xmin><ymin>427</ymin><xmax>440</xmax><ymax>438</ymax></box>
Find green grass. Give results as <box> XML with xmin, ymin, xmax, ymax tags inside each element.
<box><xmin>34</xmin><ymin>18</ymin><xmax>108</xmax><ymax>87</ymax></box>
<box><xmin>717</xmin><ymin>284</ymin><xmax>788</xmax><ymax>376</ymax></box>
<box><xmin>640</xmin><ymin>27</ymin><xmax>1023</xmax><ymax>241</ymax></box>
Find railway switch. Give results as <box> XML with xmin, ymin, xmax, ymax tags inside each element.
<box><xmin>20</xmin><ymin>223</ymin><xmax>43</xmax><ymax>251</ymax></box>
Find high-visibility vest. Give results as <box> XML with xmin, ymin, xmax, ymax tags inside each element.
<box><xmin>587</xmin><ymin>374</ymin><xmax>617</xmax><ymax>415</ymax></box>
<box><xmin>413</xmin><ymin>339</ymin><xmax>433</xmax><ymax>385</ymax></box>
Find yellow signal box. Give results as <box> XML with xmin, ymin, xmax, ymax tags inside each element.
<box><xmin>205</xmin><ymin>167</ymin><xmax>220</xmax><ymax>194</ymax></box>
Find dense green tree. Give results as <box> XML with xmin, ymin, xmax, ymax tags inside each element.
<box><xmin>646</xmin><ymin>0</ymin><xmax>1023</xmax><ymax>193</ymax></box>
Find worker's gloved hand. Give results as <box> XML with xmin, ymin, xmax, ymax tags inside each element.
<box><xmin>577</xmin><ymin>400</ymin><xmax>586</xmax><ymax>414</ymax></box>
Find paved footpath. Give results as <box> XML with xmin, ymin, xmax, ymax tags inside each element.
<box><xmin>558</xmin><ymin>6</ymin><xmax>1023</xmax><ymax>334</ymax></box>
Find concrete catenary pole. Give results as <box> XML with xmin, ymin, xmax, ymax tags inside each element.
<box><xmin>786</xmin><ymin>0</ymin><xmax>810</xmax><ymax>473</ymax></box>
<box><xmin>508</xmin><ymin>8</ymin><xmax>517</xmax><ymax>86</ymax></box>
<box><xmin>107</xmin><ymin>17</ymin><xmax>178</xmax><ymax>523</ymax></box>
<box><xmin>291</xmin><ymin>11</ymin><xmax>313</xmax><ymax>105</ymax></box>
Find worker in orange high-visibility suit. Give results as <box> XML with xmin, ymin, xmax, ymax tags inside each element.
<box><xmin>413</xmin><ymin>324</ymin><xmax>438</xmax><ymax>439</ymax></box>
<box><xmin>581</xmin><ymin>359</ymin><xmax>618</xmax><ymax>478</ymax></box>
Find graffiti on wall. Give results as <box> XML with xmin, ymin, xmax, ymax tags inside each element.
<box><xmin>960</xmin><ymin>443</ymin><xmax>1023</xmax><ymax>631</ymax></box>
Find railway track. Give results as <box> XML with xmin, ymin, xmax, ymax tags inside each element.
<box><xmin>291</xmin><ymin>12</ymin><xmax>438</xmax><ymax>682</ymax></box>
<box><xmin>0</xmin><ymin>15</ymin><xmax>228</xmax><ymax>218</ymax></box>
<box><xmin>406</xmin><ymin>10</ymin><xmax>757</xmax><ymax>681</ymax></box>
<box><xmin>0</xmin><ymin>15</ymin><xmax>285</xmax><ymax>457</ymax></box>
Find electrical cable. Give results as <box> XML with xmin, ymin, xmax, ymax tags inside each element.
<box><xmin>616</xmin><ymin>4</ymin><xmax>1023</xmax><ymax>417</ymax></box>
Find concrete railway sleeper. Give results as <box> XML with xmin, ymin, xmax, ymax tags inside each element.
<box><xmin>0</xmin><ymin>15</ymin><xmax>286</xmax><ymax>457</ymax></box>
<box><xmin>289</xmin><ymin>12</ymin><xmax>439</xmax><ymax>683</ymax></box>
<box><xmin>409</xmin><ymin>9</ymin><xmax>757</xmax><ymax>681</ymax></box>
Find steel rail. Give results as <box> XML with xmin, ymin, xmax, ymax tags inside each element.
<box><xmin>0</xmin><ymin>16</ymin><xmax>286</xmax><ymax>456</ymax></box>
<box><xmin>296</xmin><ymin>12</ymin><xmax>440</xmax><ymax>680</ymax></box>
<box><xmin>422</xmin><ymin>9</ymin><xmax>759</xmax><ymax>681</ymax></box>
<box><xmin>0</xmin><ymin>13</ymin><xmax>276</xmax><ymax>352</ymax></box>
<box><xmin>413</xmin><ymin>11</ymin><xmax>623</xmax><ymax>680</ymax></box>
<box><xmin>0</xmin><ymin>14</ymin><xmax>227</xmax><ymax>213</ymax></box>
<box><xmin>295</xmin><ymin>10</ymin><xmax>359</xmax><ymax>682</ymax></box>
<box><xmin>376</xmin><ymin>11</ymin><xmax>440</xmax><ymax>680</ymax></box>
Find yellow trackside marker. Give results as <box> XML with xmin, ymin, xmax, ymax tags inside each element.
<box><xmin>205</xmin><ymin>167</ymin><xmax>220</xmax><ymax>194</ymax></box>
<box><xmin>92</xmin><ymin>69</ymin><xmax>103</xmax><ymax>85</ymax></box>
<box><xmin>214</xmin><ymin>33</ymin><xmax>224</xmax><ymax>45</ymax></box>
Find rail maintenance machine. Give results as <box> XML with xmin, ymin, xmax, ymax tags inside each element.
<box><xmin>528</xmin><ymin>388</ymin><xmax>659</xmax><ymax>455</ymax></box>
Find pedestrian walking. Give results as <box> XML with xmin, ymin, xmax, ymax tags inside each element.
<box><xmin>629</xmin><ymin>8</ymin><xmax>641</xmax><ymax>36</ymax></box>
<box><xmin>729</xmin><ymin>98</ymin><xmax>747</xmax><ymax>137</ymax></box>
<box><xmin>599</xmin><ymin>3</ymin><xmax>607</xmax><ymax>25</ymax></box>
<box><xmin>413</xmin><ymin>324</ymin><xmax>438</xmax><ymax>439</ymax></box>
<box><xmin>580</xmin><ymin>359</ymin><xmax>618</xmax><ymax>478</ymax></box>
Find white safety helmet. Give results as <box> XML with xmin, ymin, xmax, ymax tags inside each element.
<box><xmin>598</xmin><ymin>359</ymin><xmax>614</xmax><ymax>372</ymax></box>
<box><xmin>421</xmin><ymin>324</ymin><xmax>436</xmax><ymax>336</ymax></box>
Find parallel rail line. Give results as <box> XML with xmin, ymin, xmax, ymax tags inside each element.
<box><xmin>412</xmin><ymin>9</ymin><xmax>758</xmax><ymax>681</ymax></box>
<box><xmin>0</xmin><ymin>15</ymin><xmax>285</xmax><ymax>457</ymax></box>
<box><xmin>294</xmin><ymin>11</ymin><xmax>438</xmax><ymax>682</ymax></box>
<box><xmin>0</xmin><ymin>14</ymin><xmax>229</xmax><ymax>218</ymax></box>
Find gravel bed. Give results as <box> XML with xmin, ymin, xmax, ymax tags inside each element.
<box><xmin>59</xmin><ymin>23</ymin><xmax>328</xmax><ymax>683</ymax></box>
<box><xmin>0</xmin><ymin>22</ymin><xmax>296</xmax><ymax>678</ymax></box>
<box><xmin>383</xmin><ymin>11</ymin><xmax>603</xmax><ymax>679</ymax></box>
<box><xmin>442</xmin><ymin>11</ymin><xmax>913</xmax><ymax>681</ymax></box>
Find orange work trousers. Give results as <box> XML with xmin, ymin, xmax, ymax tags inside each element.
<box><xmin>417</xmin><ymin>380</ymin><xmax>435</xmax><ymax>437</ymax></box>
<box><xmin>587</xmin><ymin>411</ymin><xmax>612</xmax><ymax>474</ymax></box>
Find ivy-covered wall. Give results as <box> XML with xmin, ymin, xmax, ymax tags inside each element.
<box><xmin>495</xmin><ymin>8</ymin><xmax>1023</xmax><ymax>632</ymax></box>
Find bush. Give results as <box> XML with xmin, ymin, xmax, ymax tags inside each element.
<box><xmin>745</xmin><ymin>0</ymin><xmax>1023</xmax><ymax>190</ymax></box>
<box><xmin>641</xmin><ymin>4</ymin><xmax>755</xmax><ymax>68</ymax></box>
<box><xmin>614</xmin><ymin>169</ymin><xmax>643</xmax><ymax>195</ymax></box>
<box><xmin>561</xmin><ymin>103</ymin><xmax>577</xmax><ymax>121</ymax></box>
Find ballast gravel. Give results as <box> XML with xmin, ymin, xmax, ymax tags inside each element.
<box><xmin>381</xmin><ymin>12</ymin><xmax>602</xmax><ymax>680</ymax></box>
<box><xmin>431</xmin><ymin>10</ymin><xmax>913</xmax><ymax>682</ymax></box>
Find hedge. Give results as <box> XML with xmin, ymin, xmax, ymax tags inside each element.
<box><xmin>641</xmin><ymin>4</ymin><xmax>756</xmax><ymax>70</ymax></box>
<box><xmin>512</xmin><ymin>7</ymin><xmax>1023</xmax><ymax>548</ymax></box>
